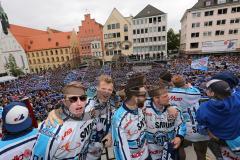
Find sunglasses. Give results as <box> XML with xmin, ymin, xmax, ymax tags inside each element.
<box><xmin>67</xmin><ymin>95</ymin><xmax>87</xmax><ymax>103</ymax></box>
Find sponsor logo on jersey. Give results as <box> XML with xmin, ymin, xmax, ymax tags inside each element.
<box><xmin>169</xmin><ymin>96</ymin><xmax>182</xmax><ymax>102</ymax></box>
<box><xmin>62</xmin><ymin>128</ymin><xmax>73</xmax><ymax>140</ymax></box>
<box><xmin>12</xmin><ymin>149</ymin><xmax>31</xmax><ymax>160</ymax></box>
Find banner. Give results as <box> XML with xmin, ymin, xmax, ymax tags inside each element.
<box><xmin>191</xmin><ymin>57</ymin><xmax>209</xmax><ymax>71</ymax></box>
<box><xmin>202</xmin><ymin>40</ymin><xmax>237</xmax><ymax>52</ymax></box>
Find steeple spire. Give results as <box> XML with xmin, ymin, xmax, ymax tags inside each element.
<box><xmin>0</xmin><ymin>2</ymin><xmax>10</xmax><ymax>35</ymax></box>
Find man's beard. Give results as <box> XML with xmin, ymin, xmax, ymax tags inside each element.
<box><xmin>136</xmin><ymin>99</ymin><xmax>145</xmax><ymax>108</ymax></box>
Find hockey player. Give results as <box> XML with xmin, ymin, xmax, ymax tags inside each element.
<box><xmin>32</xmin><ymin>81</ymin><xmax>94</xmax><ymax>159</ymax></box>
<box><xmin>168</xmin><ymin>75</ymin><xmax>209</xmax><ymax>160</ymax></box>
<box><xmin>112</xmin><ymin>74</ymin><xmax>149</xmax><ymax>160</ymax></box>
<box><xmin>145</xmin><ymin>86</ymin><xmax>186</xmax><ymax>160</ymax></box>
<box><xmin>45</xmin><ymin>75</ymin><xmax>115</xmax><ymax>160</ymax></box>
<box><xmin>85</xmin><ymin>75</ymin><xmax>115</xmax><ymax>160</ymax></box>
<box><xmin>0</xmin><ymin>102</ymin><xmax>38</xmax><ymax>160</ymax></box>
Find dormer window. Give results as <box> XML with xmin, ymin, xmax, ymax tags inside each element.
<box><xmin>205</xmin><ymin>1</ymin><xmax>211</xmax><ymax>6</ymax></box>
<box><xmin>217</xmin><ymin>0</ymin><xmax>226</xmax><ymax>4</ymax></box>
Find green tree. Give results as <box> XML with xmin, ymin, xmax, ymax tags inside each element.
<box><xmin>5</xmin><ymin>54</ymin><xmax>24</xmax><ymax>77</ymax></box>
<box><xmin>167</xmin><ymin>28</ymin><xmax>180</xmax><ymax>53</ymax></box>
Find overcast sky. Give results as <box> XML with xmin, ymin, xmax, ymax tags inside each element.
<box><xmin>1</xmin><ymin>0</ymin><xmax>197</xmax><ymax>32</ymax></box>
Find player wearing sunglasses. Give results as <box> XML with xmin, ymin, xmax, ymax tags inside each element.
<box><xmin>32</xmin><ymin>81</ymin><xmax>94</xmax><ymax>160</ymax></box>
<box><xmin>44</xmin><ymin>75</ymin><xmax>115</xmax><ymax>160</ymax></box>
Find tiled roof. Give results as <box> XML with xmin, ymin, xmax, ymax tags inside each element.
<box><xmin>9</xmin><ymin>24</ymin><xmax>73</xmax><ymax>51</ymax></box>
<box><xmin>134</xmin><ymin>4</ymin><xmax>165</xmax><ymax>19</ymax></box>
<box><xmin>25</xmin><ymin>32</ymin><xmax>72</xmax><ymax>51</ymax></box>
<box><xmin>190</xmin><ymin>0</ymin><xmax>240</xmax><ymax>10</ymax></box>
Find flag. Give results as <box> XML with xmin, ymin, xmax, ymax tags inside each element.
<box><xmin>191</xmin><ymin>57</ymin><xmax>209</xmax><ymax>71</ymax></box>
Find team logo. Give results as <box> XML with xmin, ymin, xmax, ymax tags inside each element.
<box><xmin>153</xmin><ymin>131</ymin><xmax>168</xmax><ymax>145</ymax></box>
<box><xmin>14</xmin><ymin>114</ymin><xmax>25</xmax><ymax>122</ymax></box>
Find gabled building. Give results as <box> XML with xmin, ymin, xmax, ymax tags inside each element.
<box><xmin>103</xmin><ymin>8</ymin><xmax>133</xmax><ymax>62</ymax></box>
<box><xmin>78</xmin><ymin>14</ymin><xmax>104</xmax><ymax>63</ymax></box>
<box><xmin>133</xmin><ymin>4</ymin><xmax>168</xmax><ymax>60</ymax></box>
<box><xmin>0</xmin><ymin>24</ymin><xmax>32</xmax><ymax>75</ymax></box>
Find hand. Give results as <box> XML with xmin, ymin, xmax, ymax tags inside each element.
<box><xmin>172</xmin><ymin>137</ymin><xmax>182</xmax><ymax>149</ymax></box>
<box><xmin>208</xmin><ymin>130</ymin><xmax>218</xmax><ymax>140</ymax></box>
<box><xmin>167</xmin><ymin>107</ymin><xmax>178</xmax><ymax>119</ymax></box>
<box><xmin>46</xmin><ymin>108</ymin><xmax>63</xmax><ymax>126</ymax></box>
<box><xmin>102</xmin><ymin>133</ymin><xmax>112</xmax><ymax>148</ymax></box>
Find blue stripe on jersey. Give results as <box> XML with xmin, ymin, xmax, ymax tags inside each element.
<box><xmin>47</xmin><ymin>125</ymin><xmax>62</xmax><ymax>160</ymax></box>
<box><xmin>0</xmin><ymin>129</ymin><xmax>37</xmax><ymax>154</ymax></box>
<box><xmin>32</xmin><ymin>121</ymin><xmax>61</xmax><ymax>160</ymax></box>
<box><xmin>117</xmin><ymin>111</ymin><xmax>128</xmax><ymax>160</ymax></box>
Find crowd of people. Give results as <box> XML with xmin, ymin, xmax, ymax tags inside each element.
<box><xmin>0</xmin><ymin>55</ymin><xmax>240</xmax><ymax>160</ymax></box>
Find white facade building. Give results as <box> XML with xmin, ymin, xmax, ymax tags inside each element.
<box><xmin>0</xmin><ymin>25</ymin><xmax>30</xmax><ymax>75</ymax></box>
<box><xmin>133</xmin><ymin>5</ymin><xmax>168</xmax><ymax>60</ymax></box>
<box><xmin>180</xmin><ymin>0</ymin><xmax>240</xmax><ymax>55</ymax></box>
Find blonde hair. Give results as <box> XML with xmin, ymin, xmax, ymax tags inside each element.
<box><xmin>98</xmin><ymin>75</ymin><xmax>113</xmax><ymax>85</ymax></box>
<box><xmin>62</xmin><ymin>81</ymin><xmax>85</xmax><ymax>95</ymax></box>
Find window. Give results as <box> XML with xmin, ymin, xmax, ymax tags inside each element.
<box><xmin>205</xmin><ymin>1</ymin><xmax>211</xmax><ymax>6</ymax></box>
<box><xmin>141</xmin><ymin>38</ymin><xmax>144</xmax><ymax>43</ymax></box>
<box><xmin>154</xmin><ymin>37</ymin><xmax>157</xmax><ymax>42</ymax></box>
<box><xmin>124</xmin><ymin>36</ymin><xmax>128</xmax><ymax>41</ymax></box>
<box><xmin>203</xmin><ymin>31</ymin><xmax>212</xmax><ymax>37</ymax></box>
<box><xmin>116</xmin><ymin>23</ymin><xmax>120</xmax><ymax>29</ymax></box>
<box><xmin>217</xmin><ymin>19</ymin><xmax>226</xmax><ymax>25</ymax></box>
<box><xmin>192</xmin><ymin>23</ymin><xmax>200</xmax><ymax>28</ymax></box>
<box><xmin>162</xmin><ymin>36</ymin><xmax>166</xmax><ymax>41</ymax></box>
<box><xmin>145</xmin><ymin>28</ymin><xmax>148</xmax><ymax>33</ymax></box>
<box><xmin>153</xmin><ymin>27</ymin><xmax>157</xmax><ymax>32</ymax></box>
<box><xmin>191</xmin><ymin>32</ymin><xmax>200</xmax><ymax>38</ymax></box>
<box><xmin>133</xmin><ymin>30</ymin><xmax>136</xmax><ymax>35</ymax></box>
<box><xmin>230</xmin><ymin>18</ymin><xmax>240</xmax><ymax>24</ymax></box>
<box><xmin>145</xmin><ymin>18</ymin><xmax>148</xmax><ymax>23</ymax></box>
<box><xmin>124</xmin><ymin>24</ymin><xmax>128</xmax><ymax>32</ymax></box>
<box><xmin>192</xmin><ymin>12</ymin><xmax>201</xmax><ymax>18</ymax></box>
<box><xmin>149</xmin><ymin>37</ymin><xmax>153</xmax><ymax>42</ymax></box>
<box><xmin>217</xmin><ymin>0</ymin><xmax>226</xmax><ymax>4</ymax></box>
<box><xmin>137</xmin><ymin>29</ymin><xmax>140</xmax><ymax>34</ymax></box>
<box><xmin>141</xmin><ymin>29</ymin><xmax>144</xmax><ymax>34</ymax></box>
<box><xmin>153</xmin><ymin>17</ymin><xmax>157</xmax><ymax>23</ymax></box>
<box><xmin>162</xmin><ymin>26</ymin><xmax>166</xmax><ymax>31</ymax></box>
<box><xmin>190</xmin><ymin>43</ymin><xmax>199</xmax><ymax>49</ymax></box>
<box><xmin>205</xmin><ymin>11</ymin><xmax>214</xmax><ymax>16</ymax></box>
<box><xmin>158</xmin><ymin>17</ymin><xmax>161</xmax><ymax>22</ymax></box>
<box><xmin>141</xmin><ymin>19</ymin><xmax>144</xmax><ymax>24</ymax></box>
<box><xmin>149</xmin><ymin>18</ymin><xmax>152</xmax><ymax>23</ymax></box>
<box><xmin>215</xmin><ymin>30</ymin><xmax>225</xmax><ymax>35</ymax></box>
<box><xmin>204</xmin><ymin>21</ymin><xmax>213</xmax><ymax>27</ymax></box>
<box><xmin>107</xmin><ymin>25</ymin><xmax>111</xmax><ymax>30</ymax></box>
<box><xmin>125</xmin><ymin>45</ymin><xmax>129</xmax><ymax>50</ymax></box>
<box><xmin>158</xmin><ymin>27</ymin><xmax>161</xmax><ymax>32</ymax></box>
<box><xmin>117</xmin><ymin>33</ymin><xmax>120</xmax><ymax>37</ymax></box>
<box><xmin>112</xmin><ymin>24</ymin><xmax>116</xmax><ymax>29</ymax></box>
<box><xmin>232</xmin><ymin>7</ymin><xmax>240</xmax><ymax>13</ymax></box>
<box><xmin>149</xmin><ymin>27</ymin><xmax>152</xmax><ymax>33</ymax></box>
<box><xmin>229</xmin><ymin>29</ymin><xmax>238</xmax><ymax>34</ymax></box>
<box><xmin>218</xmin><ymin>8</ymin><xmax>228</xmax><ymax>14</ymax></box>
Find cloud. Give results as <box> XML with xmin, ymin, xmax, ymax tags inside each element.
<box><xmin>1</xmin><ymin>0</ymin><xmax>197</xmax><ymax>32</ymax></box>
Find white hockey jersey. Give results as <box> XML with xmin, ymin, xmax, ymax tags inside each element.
<box><xmin>168</xmin><ymin>87</ymin><xmax>209</xmax><ymax>142</ymax></box>
<box><xmin>84</xmin><ymin>97</ymin><xmax>115</xmax><ymax>160</ymax></box>
<box><xmin>32</xmin><ymin>113</ymin><xmax>95</xmax><ymax>160</ymax></box>
<box><xmin>112</xmin><ymin>103</ymin><xmax>148</xmax><ymax>160</ymax></box>
<box><xmin>144</xmin><ymin>98</ymin><xmax>186</xmax><ymax>160</ymax></box>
